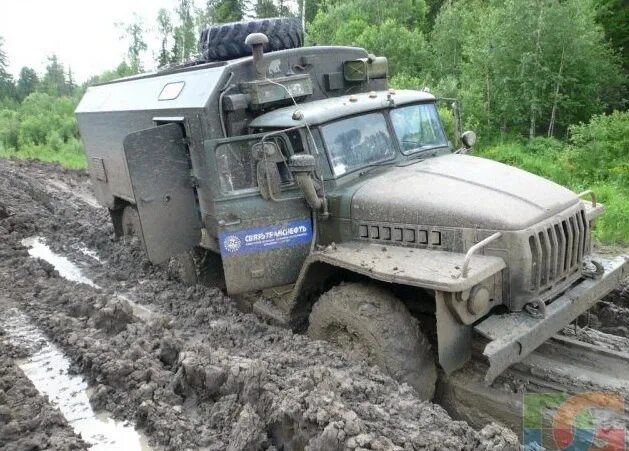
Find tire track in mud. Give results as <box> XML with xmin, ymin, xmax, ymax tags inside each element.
<box><xmin>0</xmin><ymin>306</ymin><xmax>151</xmax><ymax>450</ymax></box>
<box><xmin>0</xmin><ymin>159</ymin><xmax>519</xmax><ymax>450</ymax></box>
<box><xmin>0</xmin><ymin>336</ymin><xmax>88</xmax><ymax>450</ymax></box>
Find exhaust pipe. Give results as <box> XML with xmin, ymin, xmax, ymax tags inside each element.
<box><xmin>245</xmin><ymin>33</ymin><xmax>269</xmax><ymax>80</ymax></box>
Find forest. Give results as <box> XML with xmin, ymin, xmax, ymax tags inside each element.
<box><xmin>0</xmin><ymin>0</ymin><xmax>627</xmax><ymax>242</ymax></box>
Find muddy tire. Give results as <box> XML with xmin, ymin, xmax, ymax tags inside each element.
<box><xmin>199</xmin><ymin>17</ymin><xmax>303</xmax><ymax>62</ymax></box>
<box><xmin>308</xmin><ymin>282</ymin><xmax>437</xmax><ymax>400</ymax></box>
<box><xmin>169</xmin><ymin>250</ymin><xmax>199</xmax><ymax>285</ymax></box>
<box><xmin>121</xmin><ymin>205</ymin><xmax>142</xmax><ymax>237</ymax></box>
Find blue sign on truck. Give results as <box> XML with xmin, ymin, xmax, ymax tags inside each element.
<box><xmin>219</xmin><ymin>218</ymin><xmax>313</xmax><ymax>256</ymax></box>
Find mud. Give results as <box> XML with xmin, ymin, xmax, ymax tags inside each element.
<box><xmin>0</xmin><ymin>159</ymin><xmax>520</xmax><ymax>449</ymax></box>
<box><xmin>1</xmin><ymin>306</ymin><xmax>151</xmax><ymax>450</ymax></box>
<box><xmin>0</xmin><ymin>339</ymin><xmax>87</xmax><ymax>450</ymax></box>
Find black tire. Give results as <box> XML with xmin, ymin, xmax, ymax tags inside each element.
<box><xmin>308</xmin><ymin>282</ymin><xmax>437</xmax><ymax>400</ymax></box>
<box><xmin>199</xmin><ymin>17</ymin><xmax>303</xmax><ymax>62</ymax></box>
<box><xmin>121</xmin><ymin>205</ymin><xmax>142</xmax><ymax>237</ymax></box>
<box><xmin>168</xmin><ymin>250</ymin><xmax>199</xmax><ymax>285</ymax></box>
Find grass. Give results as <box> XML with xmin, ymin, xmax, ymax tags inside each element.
<box><xmin>0</xmin><ymin>144</ymin><xmax>87</xmax><ymax>170</ymax></box>
<box><xmin>477</xmin><ymin>140</ymin><xmax>629</xmax><ymax>245</ymax></box>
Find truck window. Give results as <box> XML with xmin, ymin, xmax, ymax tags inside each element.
<box><xmin>216</xmin><ymin>141</ymin><xmax>256</xmax><ymax>192</ymax></box>
<box><xmin>390</xmin><ymin>103</ymin><xmax>447</xmax><ymax>154</ymax></box>
<box><xmin>215</xmin><ymin>137</ymin><xmax>294</xmax><ymax>194</ymax></box>
<box><xmin>321</xmin><ymin>113</ymin><xmax>395</xmax><ymax>176</ymax></box>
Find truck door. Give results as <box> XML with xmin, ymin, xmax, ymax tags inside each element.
<box><xmin>205</xmin><ymin>133</ymin><xmax>313</xmax><ymax>294</ymax></box>
<box><xmin>123</xmin><ymin>122</ymin><xmax>201</xmax><ymax>264</ymax></box>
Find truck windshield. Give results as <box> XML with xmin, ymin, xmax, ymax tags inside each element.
<box><xmin>321</xmin><ymin>112</ymin><xmax>396</xmax><ymax>176</ymax></box>
<box><xmin>390</xmin><ymin>103</ymin><xmax>447</xmax><ymax>154</ymax></box>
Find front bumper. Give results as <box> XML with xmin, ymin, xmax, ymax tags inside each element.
<box><xmin>475</xmin><ymin>255</ymin><xmax>628</xmax><ymax>384</ymax></box>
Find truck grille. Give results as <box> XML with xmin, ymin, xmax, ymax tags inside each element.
<box><xmin>528</xmin><ymin>209</ymin><xmax>589</xmax><ymax>292</ymax></box>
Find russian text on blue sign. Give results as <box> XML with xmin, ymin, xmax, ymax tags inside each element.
<box><xmin>219</xmin><ymin>218</ymin><xmax>313</xmax><ymax>256</ymax></box>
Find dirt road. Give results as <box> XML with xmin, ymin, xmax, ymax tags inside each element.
<box><xmin>0</xmin><ymin>160</ymin><xmax>523</xmax><ymax>449</ymax></box>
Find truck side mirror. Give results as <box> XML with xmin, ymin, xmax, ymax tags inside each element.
<box><xmin>461</xmin><ymin>131</ymin><xmax>477</xmax><ymax>149</ymax></box>
<box><xmin>288</xmin><ymin>154</ymin><xmax>316</xmax><ymax>173</ymax></box>
<box><xmin>252</xmin><ymin>141</ymin><xmax>282</xmax><ymax>201</ymax></box>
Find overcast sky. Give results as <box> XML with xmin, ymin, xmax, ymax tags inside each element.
<box><xmin>1</xmin><ymin>0</ymin><xmax>181</xmax><ymax>83</ymax></box>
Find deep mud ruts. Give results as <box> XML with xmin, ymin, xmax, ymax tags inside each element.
<box><xmin>0</xmin><ymin>339</ymin><xmax>87</xmax><ymax>450</ymax></box>
<box><xmin>0</xmin><ymin>159</ymin><xmax>524</xmax><ymax>449</ymax></box>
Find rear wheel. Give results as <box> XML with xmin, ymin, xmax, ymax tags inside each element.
<box><xmin>308</xmin><ymin>282</ymin><xmax>437</xmax><ymax>400</ymax></box>
<box><xmin>169</xmin><ymin>250</ymin><xmax>198</xmax><ymax>285</ymax></box>
<box><xmin>121</xmin><ymin>205</ymin><xmax>142</xmax><ymax>237</ymax></box>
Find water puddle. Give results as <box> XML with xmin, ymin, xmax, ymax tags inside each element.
<box><xmin>79</xmin><ymin>246</ymin><xmax>102</xmax><ymax>262</ymax></box>
<box><xmin>21</xmin><ymin>236</ymin><xmax>155</xmax><ymax>321</ymax></box>
<box><xmin>21</xmin><ymin>237</ymin><xmax>99</xmax><ymax>288</ymax></box>
<box><xmin>1</xmin><ymin>309</ymin><xmax>151</xmax><ymax>450</ymax></box>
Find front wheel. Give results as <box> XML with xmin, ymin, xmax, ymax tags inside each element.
<box><xmin>308</xmin><ymin>282</ymin><xmax>437</xmax><ymax>400</ymax></box>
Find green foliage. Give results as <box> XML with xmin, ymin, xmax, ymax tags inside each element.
<box><xmin>16</xmin><ymin>67</ymin><xmax>39</xmax><ymax>101</ymax></box>
<box><xmin>308</xmin><ymin>0</ymin><xmax>428</xmax><ymax>46</ymax></box>
<box><xmin>429</xmin><ymin>0</ymin><xmax>482</xmax><ymax>80</ymax></box>
<box><xmin>437</xmin><ymin>105</ymin><xmax>454</xmax><ymax>142</ymax></box>
<box><xmin>309</xmin><ymin>0</ymin><xmax>430</xmax><ymax>77</ymax></box>
<box><xmin>84</xmin><ymin>61</ymin><xmax>136</xmax><ymax>87</ymax></box>
<box><xmin>304</xmin><ymin>0</ymin><xmax>625</xmax><ymax>142</ymax></box>
<box><xmin>0</xmin><ymin>36</ymin><xmax>17</xmax><ymax>102</ymax></box>
<box><xmin>566</xmin><ymin>110</ymin><xmax>629</xmax><ymax>186</ymax></box>
<box><xmin>0</xmin><ymin>139</ymin><xmax>86</xmax><ymax>170</ymax></box>
<box><xmin>157</xmin><ymin>9</ymin><xmax>174</xmax><ymax>68</ymax></box>
<box><xmin>595</xmin><ymin>0</ymin><xmax>629</xmax><ymax>72</ymax></box>
<box><xmin>172</xmin><ymin>0</ymin><xmax>197</xmax><ymax>64</ymax></box>
<box><xmin>255</xmin><ymin>0</ymin><xmax>280</xmax><ymax>18</ymax></box>
<box><xmin>456</xmin><ymin>0</ymin><xmax>624</xmax><ymax>139</ymax></box>
<box><xmin>0</xmin><ymin>92</ymin><xmax>85</xmax><ymax>169</ymax></box>
<box><xmin>477</xmin><ymin>112</ymin><xmax>629</xmax><ymax>243</ymax></box>
<box><xmin>213</xmin><ymin>0</ymin><xmax>245</xmax><ymax>23</ymax></box>
<box><xmin>42</xmin><ymin>55</ymin><xmax>69</xmax><ymax>96</ymax></box>
<box><xmin>0</xmin><ymin>109</ymin><xmax>19</xmax><ymax>150</ymax></box>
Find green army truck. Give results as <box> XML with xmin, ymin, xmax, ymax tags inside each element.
<box><xmin>75</xmin><ymin>18</ymin><xmax>628</xmax><ymax>400</ymax></box>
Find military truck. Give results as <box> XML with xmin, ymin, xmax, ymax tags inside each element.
<box><xmin>76</xmin><ymin>18</ymin><xmax>628</xmax><ymax>400</ymax></box>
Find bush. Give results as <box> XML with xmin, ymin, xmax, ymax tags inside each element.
<box><xmin>477</xmin><ymin>112</ymin><xmax>629</xmax><ymax>244</ymax></box>
<box><xmin>566</xmin><ymin>111</ymin><xmax>629</xmax><ymax>186</ymax></box>
<box><xmin>0</xmin><ymin>92</ymin><xmax>85</xmax><ymax>169</ymax></box>
<box><xmin>0</xmin><ymin>110</ymin><xmax>19</xmax><ymax>150</ymax></box>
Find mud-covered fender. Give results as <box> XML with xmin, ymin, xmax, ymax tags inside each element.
<box><xmin>294</xmin><ymin>241</ymin><xmax>505</xmax><ymax>292</ymax></box>
<box><xmin>288</xmin><ymin>241</ymin><xmax>506</xmax><ymax>373</ymax></box>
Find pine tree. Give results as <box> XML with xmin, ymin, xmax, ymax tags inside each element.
<box><xmin>0</xmin><ymin>36</ymin><xmax>16</xmax><ymax>101</ymax></box>
<box><xmin>16</xmin><ymin>67</ymin><xmax>38</xmax><ymax>101</ymax></box>
<box><xmin>66</xmin><ymin>67</ymin><xmax>76</xmax><ymax>94</ymax></box>
<box><xmin>42</xmin><ymin>55</ymin><xmax>67</xmax><ymax>97</ymax></box>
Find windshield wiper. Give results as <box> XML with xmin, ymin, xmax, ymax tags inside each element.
<box><xmin>408</xmin><ymin>145</ymin><xmax>449</xmax><ymax>160</ymax></box>
<box><xmin>358</xmin><ymin>159</ymin><xmax>397</xmax><ymax>176</ymax></box>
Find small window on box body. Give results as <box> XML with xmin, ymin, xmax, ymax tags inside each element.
<box><xmin>159</xmin><ymin>81</ymin><xmax>185</xmax><ymax>101</ymax></box>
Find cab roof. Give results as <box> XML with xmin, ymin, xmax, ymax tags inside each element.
<box><xmin>249</xmin><ymin>89</ymin><xmax>436</xmax><ymax>129</ymax></box>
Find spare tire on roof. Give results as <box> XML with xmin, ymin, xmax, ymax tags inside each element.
<box><xmin>199</xmin><ymin>17</ymin><xmax>303</xmax><ymax>62</ymax></box>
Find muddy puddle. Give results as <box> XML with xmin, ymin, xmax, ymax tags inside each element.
<box><xmin>21</xmin><ymin>236</ymin><xmax>155</xmax><ymax>321</ymax></box>
<box><xmin>22</xmin><ymin>236</ymin><xmax>99</xmax><ymax>288</ymax></box>
<box><xmin>1</xmin><ymin>309</ymin><xmax>151</xmax><ymax>450</ymax></box>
